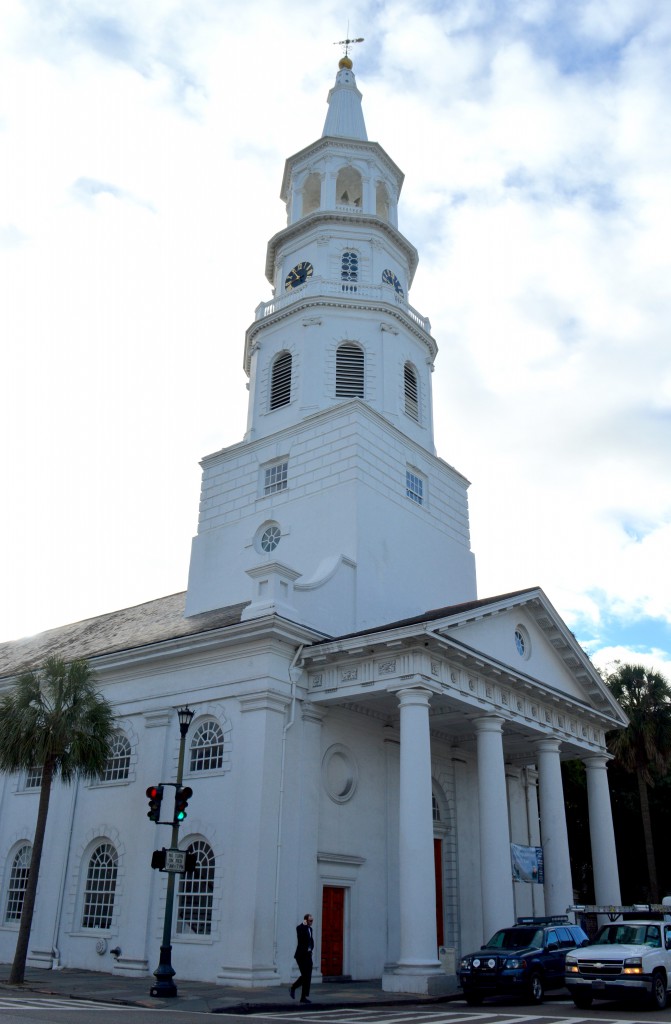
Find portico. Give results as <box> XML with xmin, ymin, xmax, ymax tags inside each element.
<box><xmin>302</xmin><ymin>586</ymin><xmax>625</xmax><ymax>993</ymax></box>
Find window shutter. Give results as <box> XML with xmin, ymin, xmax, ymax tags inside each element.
<box><xmin>336</xmin><ymin>343</ymin><xmax>364</xmax><ymax>398</ymax></box>
<box><xmin>404</xmin><ymin>363</ymin><xmax>419</xmax><ymax>421</ymax></box>
<box><xmin>270</xmin><ymin>351</ymin><xmax>292</xmax><ymax>410</ymax></box>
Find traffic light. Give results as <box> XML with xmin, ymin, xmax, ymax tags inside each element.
<box><xmin>151</xmin><ymin>849</ymin><xmax>167</xmax><ymax>870</ymax></box>
<box><xmin>146</xmin><ymin>785</ymin><xmax>164</xmax><ymax>822</ymax></box>
<box><xmin>174</xmin><ymin>785</ymin><xmax>193</xmax><ymax>822</ymax></box>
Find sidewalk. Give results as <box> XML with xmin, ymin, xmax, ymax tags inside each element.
<box><xmin>0</xmin><ymin>965</ymin><xmax>462</xmax><ymax>1014</ymax></box>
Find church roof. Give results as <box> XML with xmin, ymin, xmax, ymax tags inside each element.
<box><xmin>0</xmin><ymin>594</ymin><xmax>248</xmax><ymax>680</ymax></box>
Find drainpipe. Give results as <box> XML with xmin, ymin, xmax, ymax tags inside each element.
<box><xmin>272</xmin><ymin>644</ymin><xmax>304</xmax><ymax>966</ymax></box>
<box><xmin>51</xmin><ymin>776</ymin><xmax>80</xmax><ymax>968</ymax></box>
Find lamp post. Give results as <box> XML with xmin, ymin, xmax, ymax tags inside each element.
<box><xmin>150</xmin><ymin>705</ymin><xmax>194</xmax><ymax>998</ymax></box>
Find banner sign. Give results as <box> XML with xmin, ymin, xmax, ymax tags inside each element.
<box><xmin>511</xmin><ymin>843</ymin><xmax>544</xmax><ymax>883</ymax></box>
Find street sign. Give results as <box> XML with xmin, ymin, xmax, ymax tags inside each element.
<box><xmin>164</xmin><ymin>848</ymin><xmax>186</xmax><ymax>873</ymax></box>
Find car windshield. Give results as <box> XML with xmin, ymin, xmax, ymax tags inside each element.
<box><xmin>484</xmin><ymin>928</ymin><xmax>542</xmax><ymax>950</ymax></box>
<box><xmin>594</xmin><ymin>924</ymin><xmax>661</xmax><ymax>947</ymax></box>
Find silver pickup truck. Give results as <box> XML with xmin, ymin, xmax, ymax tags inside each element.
<box><xmin>565</xmin><ymin>919</ymin><xmax>671</xmax><ymax>1010</ymax></box>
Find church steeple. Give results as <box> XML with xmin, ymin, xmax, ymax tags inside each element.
<box><xmin>322</xmin><ymin>56</ymin><xmax>368</xmax><ymax>141</ymax></box>
<box><xmin>185</xmin><ymin>58</ymin><xmax>477</xmax><ymax>634</ymax></box>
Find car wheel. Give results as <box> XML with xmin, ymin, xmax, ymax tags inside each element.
<box><xmin>649</xmin><ymin>970</ymin><xmax>668</xmax><ymax>1010</ymax></box>
<box><xmin>464</xmin><ymin>993</ymin><xmax>484</xmax><ymax>1006</ymax></box>
<box><xmin>572</xmin><ymin>992</ymin><xmax>593</xmax><ymax>1009</ymax></box>
<box><xmin>527</xmin><ymin>972</ymin><xmax>544</xmax><ymax>1004</ymax></box>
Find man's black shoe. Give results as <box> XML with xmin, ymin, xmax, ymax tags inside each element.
<box><xmin>300</xmin><ymin>998</ymin><xmax>311</xmax><ymax>1003</ymax></box>
<box><xmin>289</xmin><ymin>988</ymin><xmax>295</xmax><ymax>999</ymax></box>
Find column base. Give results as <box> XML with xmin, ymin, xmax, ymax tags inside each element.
<box><xmin>113</xmin><ymin>956</ymin><xmax>150</xmax><ymax>976</ymax></box>
<box><xmin>217</xmin><ymin>964</ymin><xmax>281</xmax><ymax>987</ymax></box>
<box><xmin>382</xmin><ymin>962</ymin><xmax>458</xmax><ymax>996</ymax></box>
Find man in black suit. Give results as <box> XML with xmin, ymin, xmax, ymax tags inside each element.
<box><xmin>290</xmin><ymin>913</ymin><xmax>314</xmax><ymax>1002</ymax></box>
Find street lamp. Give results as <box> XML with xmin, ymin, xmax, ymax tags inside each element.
<box><xmin>150</xmin><ymin>705</ymin><xmax>194</xmax><ymax>999</ymax></box>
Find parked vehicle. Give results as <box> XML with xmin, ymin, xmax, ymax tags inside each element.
<box><xmin>565</xmin><ymin>919</ymin><xmax>671</xmax><ymax>1010</ymax></box>
<box><xmin>458</xmin><ymin>916</ymin><xmax>589</xmax><ymax>1005</ymax></box>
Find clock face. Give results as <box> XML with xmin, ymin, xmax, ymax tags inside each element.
<box><xmin>382</xmin><ymin>268</ymin><xmax>404</xmax><ymax>297</ymax></box>
<box><xmin>285</xmin><ymin>261</ymin><xmax>314</xmax><ymax>290</ymax></box>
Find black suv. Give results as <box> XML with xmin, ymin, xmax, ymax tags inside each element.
<box><xmin>458</xmin><ymin>916</ymin><xmax>589</xmax><ymax>1005</ymax></box>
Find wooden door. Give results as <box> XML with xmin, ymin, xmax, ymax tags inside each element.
<box><xmin>321</xmin><ymin>886</ymin><xmax>345</xmax><ymax>976</ymax></box>
<box><xmin>434</xmin><ymin>838</ymin><xmax>444</xmax><ymax>947</ymax></box>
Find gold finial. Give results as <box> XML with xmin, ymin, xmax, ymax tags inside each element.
<box><xmin>334</xmin><ymin>31</ymin><xmax>364</xmax><ymax>67</ymax></box>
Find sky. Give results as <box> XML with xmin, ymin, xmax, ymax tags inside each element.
<box><xmin>1</xmin><ymin>0</ymin><xmax>669</xmax><ymax>680</ymax></box>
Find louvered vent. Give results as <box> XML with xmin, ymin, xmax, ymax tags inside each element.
<box><xmin>270</xmin><ymin>351</ymin><xmax>292</xmax><ymax>410</ymax></box>
<box><xmin>404</xmin><ymin>363</ymin><xmax>419</xmax><ymax>421</ymax></box>
<box><xmin>336</xmin><ymin>343</ymin><xmax>364</xmax><ymax>398</ymax></box>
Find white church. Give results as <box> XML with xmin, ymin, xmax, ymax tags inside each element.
<box><xmin>0</xmin><ymin>56</ymin><xmax>627</xmax><ymax>994</ymax></box>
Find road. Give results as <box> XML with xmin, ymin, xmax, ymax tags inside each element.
<box><xmin>2</xmin><ymin>997</ymin><xmax>671</xmax><ymax>1024</ymax></box>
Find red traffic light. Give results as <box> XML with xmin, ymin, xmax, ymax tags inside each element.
<box><xmin>146</xmin><ymin>784</ymin><xmax>164</xmax><ymax>822</ymax></box>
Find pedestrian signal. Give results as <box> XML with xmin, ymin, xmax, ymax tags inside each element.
<box><xmin>174</xmin><ymin>785</ymin><xmax>193</xmax><ymax>822</ymax></box>
<box><xmin>146</xmin><ymin>785</ymin><xmax>164</xmax><ymax>822</ymax></box>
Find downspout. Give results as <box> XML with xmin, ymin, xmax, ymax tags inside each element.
<box><xmin>51</xmin><ymin>776</ymin><xmax>80</xmax><ymax>968</ymax></box>
<box><xmin>273</xmin><ymin>644</ymin><xmax>304</xmax><ymax>967</ymax></box>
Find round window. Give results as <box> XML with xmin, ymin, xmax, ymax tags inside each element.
<box><xmin>514</xmin><ymin>625</ymin><xmax>531</xmax><ymax>659</ymax></box>
<box><xmin>261</xmin><ymin>525</ymin><xmax>281</xmax><ymax>552</ymax></box>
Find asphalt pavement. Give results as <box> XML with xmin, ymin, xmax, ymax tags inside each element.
<box><xmin>0</xmin><ymin>965</ymin><xmax>462</xmax><ymax>1014</ymax></box>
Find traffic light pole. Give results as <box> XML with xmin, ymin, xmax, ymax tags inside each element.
<box><xmin>150</xmin><ymin>706</ymin><xmax>194</xmax><ymax>999</ymax></box>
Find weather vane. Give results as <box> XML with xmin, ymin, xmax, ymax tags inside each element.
<box><xmin>334</xmin><ymin>27</ymin><xmax>364</xmax><ymax>59</ymax></box>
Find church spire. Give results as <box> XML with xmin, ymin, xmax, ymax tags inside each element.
<box><xmin>322</xmin><ymin>56</ymin><xmax>368</xmax><ymax>141</ymax></box>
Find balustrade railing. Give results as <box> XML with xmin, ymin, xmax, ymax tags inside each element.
<box><xmin>254</xmin><ymin>278</ymin><xmax>431</xmax><ymax>332</ymax></box>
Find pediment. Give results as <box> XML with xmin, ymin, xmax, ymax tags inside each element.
<box><xmin>426</xmin><ymin>588</ymin><xmax>626</xmax><ymax>722</ymax></box>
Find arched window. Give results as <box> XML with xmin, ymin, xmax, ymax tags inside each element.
<box><xmin>404</xmin><ymin>362</ymin><xmax>419</xmax><ymax>421</ymax></box>
<box><xmin>177</xmin><ymin>839</ymin><xmax>215</xmax><ymax>935</ymax></box>
<box><xmin>270</xmin><ymin>351</ymin><xmax>292</xmax><ymax>410</ymax></box>
<box><xmin>336</xmin><ymin>343</ymin><xmax>364</xmax><ymax>398</ymax></box>
<box><xmin>102</xmin><ymin>733</ymin><xmax>131</xmax><ymax>782</ymax></box>
<box><xmin>81</xmin><ymin>842</ymin><xmax>118</xmax><ymax>929</ymax></box>
<box><xmin>341</xmin><ymin>251</ymin><xmax>358</xmax><ymax>281</ymax></box>
<box><xmin>5</xmin><ymin>844</ymin><xmax>31</xmax><ymax>923</ymax></box>
<box><xmin>336</xmin><ymin>166</ymin><xmax>363</xmax><ymax>208</ymax></box>
<box><xmin>302</xmin><ymin>173</ymin><xmax>321</xmax><ymax>216</ymax></box>
<box><xmin>376</xmin><ymin>182</ymin><xmax>390</xmax><ymax>221</ymax></box>
<box><xmin>190</xmin><ymin>720</ymin><xmax>225</xmax><ymax>772</ymax></box>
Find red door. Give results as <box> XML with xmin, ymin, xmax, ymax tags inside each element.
<box><xmin>434</xmin><ymin>839</ymin><xmax>444</xmax><ymax>947</ymax></box>
<box><xmin>321</xmin><ymin>886</ymin><xmax>345</xmax><ymax>976</ymax></box>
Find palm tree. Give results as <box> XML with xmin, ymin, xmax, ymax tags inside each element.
<box><xmin>0</xmin><ymin>656</ymin><xmax>114</xmax><ymax>984</ymax></box>
<box><xmin>606</xmin><ymin>663</ymin><xmax>671</xmax><ymax>903</ymax></box>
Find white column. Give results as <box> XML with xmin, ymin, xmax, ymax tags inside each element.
<box><xmin>535</xmin><ymin>738</ymin><xmax>573</xmax><ymax>916</ymax></box>
<box><xmin>383</xmin><ymin>685</ymin><xmax>447</xmax><ymax>995</ymax></box>
<box><xmin>397</xmin><ymin>687</ymin><xmax>438</xmax><ymax>966</ymax></box>
<box><xmin>474</xmin><ymin>717</ymin><xmax>514</xmax><ymax>939</ymax></box>
<box><xmin>584</xmin><ymin>755</ymin><xmax>622</xmax><ymax>904</ymax></box>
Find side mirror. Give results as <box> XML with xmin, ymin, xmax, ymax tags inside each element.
<box><xmin>547</xmin><ymin>942</ymin><xmax>559</xmax><ymax>951</ymax></box>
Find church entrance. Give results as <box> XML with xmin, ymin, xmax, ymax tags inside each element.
<box><xmin>434</xmin><ymin>838</ymin><xmax>444</xmax><ymax>947</ymax></box>
<box><xmin>321</xmin><ymin>885</ymin><xmax>345</xmax><ymax>976</ymax></box>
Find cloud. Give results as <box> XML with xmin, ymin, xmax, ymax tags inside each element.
<box><xmin>0</xmin><ymin>0</ymin><xmax>670</xmax><ymax>683</ymax></box>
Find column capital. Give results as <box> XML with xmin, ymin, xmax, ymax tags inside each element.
<box><xmin>535</xmin><ymin>737</ymin><xmax>562</xmax><ymax>755</ymax></box>
<box><xmin>473</xmin><ymin>714</ymin><xmax>505</xmax><ymax>734</ymax></box>
<box><xmin>583</xmin><ymin>753</ymin><xmax>613</xmax><ymax>770</ymax></box>
<box><xmin>390</xmin><ymin>682</ymin><xmax>437</xmax><ymax>706</ymax></box>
